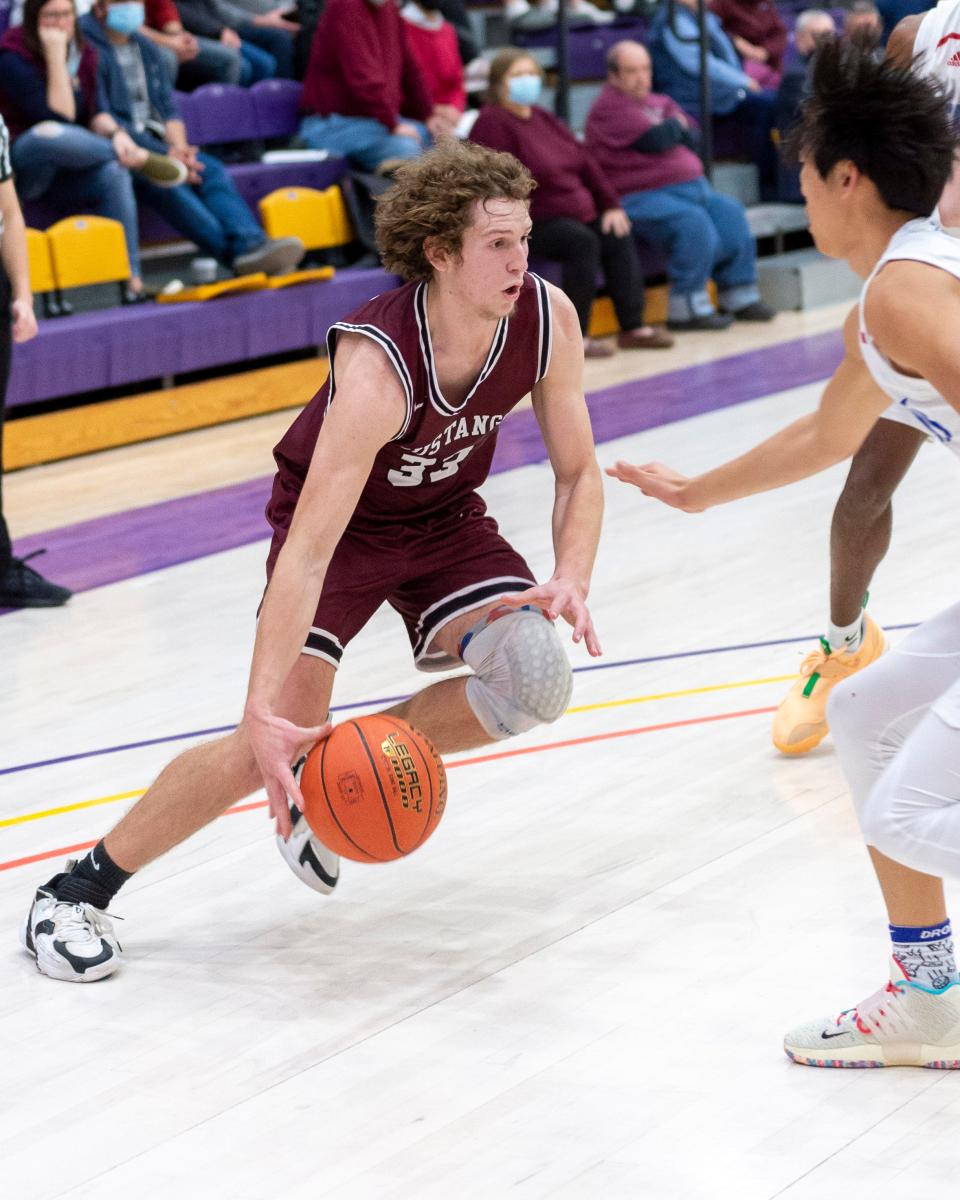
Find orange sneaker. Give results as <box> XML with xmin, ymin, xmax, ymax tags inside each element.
<box><xmin>772</xmin><ymin>615</ymin><xmax>888</xmax><ymax>755</ymax></box>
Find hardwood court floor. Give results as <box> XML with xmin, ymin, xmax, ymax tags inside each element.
<box><xmin>3</xmin><ymin>305</ymin><xmax>960</xmax><ymax>1200</ymax></box>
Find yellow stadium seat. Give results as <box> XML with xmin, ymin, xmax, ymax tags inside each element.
<box><xmin>26</xmin><ymin>228</ymin><xmax>56</xmax><ymax>294</ymax></box>
<box><xmin>259</xmin><ymin>185</ymin><xmax>354</xmax><ymax>252</ymax></box>
<box><xmin>46</xmin><ymin>214</ymin><xmax>131</xmax><ymax>289</ymax></box>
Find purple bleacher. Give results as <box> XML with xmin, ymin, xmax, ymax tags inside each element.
<box><xmin>227</xmin><ymin>157</ymin><xmax>349</xmax><ymax>217</ymax></box>
<box><xmin>512</xmin><ymin>17</ymin><xmax>647</xmax><ymax>79</ymax></box>
<box><xmin>172</xmin><ymin>89</ymin><xmax>202</xmax><ymax>143</ymax></box>
<box><xmin>180</xmin><ymin>83</ymin><xmax>260</xmax><ymax>145</ymax></box>
<box><xmin>23</xmin><ymin>156</ymin><xmax>349</xmax><ymax>243</ymax></box>
<box><xmin>7</xmin><ymin>268</ymin><xmax>400</xmax><ymax>407</ymax></box>
<box><xmin>251</xmin><ymin>78</ymin><xmax>304</xmax><ymax>140</ymax></box>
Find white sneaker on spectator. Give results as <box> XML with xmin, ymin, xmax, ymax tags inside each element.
<box><xmin>572</xmin><ymin>0</ymin><xmax>616</xmax><ymax>22</ymax></box>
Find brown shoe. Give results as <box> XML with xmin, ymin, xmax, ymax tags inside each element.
<box><xmin>617</xmin><ymin>326</ymin><xmax>674</xmax><ymax>350</ymax></box>
<box><xmin>584</xmin><ymin>337</ymin><xmax>616</xmax><ymax>358</ymax></box>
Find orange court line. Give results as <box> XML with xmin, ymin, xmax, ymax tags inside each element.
<box><xmin>0</xmin><ymin>704</ymin><xmax>777</xmax><ymax>874</ymax></box>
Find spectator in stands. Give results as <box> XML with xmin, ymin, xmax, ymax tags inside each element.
<box><xmin>0</xmin><ymin>0</ymin><xmax>190</xmax><ymax>301</ymax></box>
<box><xmin>141</xmin><ymin>0</ymin><xmax>244</xmax><ymax>86</ymax></box>
<box><xmin>773</xmin><ymin>8</ymin><xmax>834</xmax><ymax>201</ymax></box>
<box><xmin>211</xmin><ymin>0</ymin><xmax>298</xmax><ymax>78</ymax></box>
<box><xmin>299</xmin><ymin>0</ymin><xmax>441</xmax><ymax>174</ymax></box>
<box><xmin>586</xmin><ymin>40</ymin><xmax>774</xmax><ymax>330</ymax></box>
<box><xmin>649</xmin><ymin>0</ymin><xmax>777</xmax><ymax>195</ymax></box>
<box><xmin>710</xmin><ymin>0</ymin><xmax>787</xmax><ymax>89</ymax></box>
<box><xmin>844</xmin><ymin>0</ymin><xmax>883</xmax><ymax>52</ymax></box>
<box><xmin>649</xmin><ymin>0</ymin><xmax>762</xmax><ymax>114</ymax></box>
<box><xmin>875</xmin><ymin>0</ymin><xmax>926</xmax><ymax>42</ymax></box>
<box><xmin>775</xmin><ymin>8</ymin><xmax>834</xmax><ymax>135</ymax></box>
<box><xmin>81</xmin><ymin>0</ymin><xmax>304</xmax><ymax>273</ymax></box>
<box><xmin>471</xmin><ymin>49</ymin><xmax>673</xmax><ymax>356</ymax></box>
<box><xmin>174</xmin><ymin>0</ymin><xmax>293</xmax><ymax>82</ymax></box>
<box><xmin>400</xmin><ymin>0</ymin><xmax>464</xmax><ymax>135</ymax></box>
<box><xmin>0</xmin><ymin>114</ymin><xmax>72</xmax><ymax>607</ymax></box>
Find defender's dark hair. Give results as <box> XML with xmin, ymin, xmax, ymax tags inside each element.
<box><xmin>786</xmin><ymin>37</ymin><xmax>956</xmax><ymax>216</ymax></box>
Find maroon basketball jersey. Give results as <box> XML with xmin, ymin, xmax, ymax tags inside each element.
<box><xmin>268</xmin><ymin>272</ymin><xmax>553</xmax><ymax>534</ymax></box>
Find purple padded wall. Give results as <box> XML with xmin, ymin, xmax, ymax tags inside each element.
<box><xmin>7</xmin><ymin>269</ymin><xmax>400</xmax><ymax>407</ymax></box>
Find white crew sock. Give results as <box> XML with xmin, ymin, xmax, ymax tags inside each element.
<box><xmin>827</xmin><ymin>614</ymin><xmax>864</xmax><ymax>654</ymax></box>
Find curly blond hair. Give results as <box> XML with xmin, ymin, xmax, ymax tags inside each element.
<box><xmin>374</xmin><ymin>141</ymin><xmax>535</xmax><ymax>283</ymax></box>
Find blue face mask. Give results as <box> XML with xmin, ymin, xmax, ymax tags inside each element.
<box><xmin>105</xmin><ymin>2</ymin><xmax>145</xmax><ymax>34</ymax></box>
<box><xmin>507</xmin><ymin>74</ymin><xmax>542</xmax><ymax>106</ymax></box>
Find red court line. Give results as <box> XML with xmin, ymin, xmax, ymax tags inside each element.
<box><xmin>0</xmin><ymin>704</ymin><xmax>776</xmax><ymax>874</ymax></box>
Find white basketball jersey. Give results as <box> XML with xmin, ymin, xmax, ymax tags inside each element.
<box><xmin>860</xmin><ymin>217</ymin><xmax>960</xmax><ymax>453</ymax></box>
<box><xmin>914</xmin><ymin>0</ymin><xmax>960</xmax><ymax>116</ymax></box>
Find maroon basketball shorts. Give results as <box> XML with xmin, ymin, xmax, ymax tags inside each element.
<box><xmin>265</xmin><ymin>502</ymin><xmax>535</xmax><ymax>672</ymax></box>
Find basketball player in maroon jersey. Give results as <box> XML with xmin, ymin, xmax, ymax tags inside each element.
<box><xmin>21</xmin><ymin>141</ymin><xmax>605</xmax><ymax>982</ymax></box>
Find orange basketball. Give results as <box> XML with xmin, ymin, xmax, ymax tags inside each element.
<box><xmin>299</xmin><ymin>715</ymin><xmax>447</xmax><ymax>862</ymax></box>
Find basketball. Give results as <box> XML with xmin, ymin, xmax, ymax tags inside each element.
<box><xmin>299</xmin><ymin>715</ymin><xmax>447</xmax><ymax>862</ymax></box>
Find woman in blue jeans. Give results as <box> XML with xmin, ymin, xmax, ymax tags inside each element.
<box><xmin>0</xmin><ymin>0</ymin><xmax>186</xmax><ymax>301</ymax></box>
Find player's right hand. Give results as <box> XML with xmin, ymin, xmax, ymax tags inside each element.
<box><xmin>605</xmin><ymin>461</ymin><xmax>706</xmax><ymax>512</ymax></box>
<box><xmin>242</xmin><ymin>708</ymin><xmax>331</xmax><ymax>839</ymax></box>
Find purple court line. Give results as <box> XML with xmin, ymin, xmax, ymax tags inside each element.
<box><xmin>0</xmin><ymin>619</ymin><xmax>917</xmax><ymax>779</ymax></box>
<box><xmin>5</xmin><ymin>329</ymin><xmax>843</xmax><ymax>604</ymax></box>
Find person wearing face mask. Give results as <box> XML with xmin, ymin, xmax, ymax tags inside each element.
<box><xmin>299</xmin><ymin>0</ymin><xmax>443</xmax><ymax>175</ymax></box>
<box><xmin>0</xmin><ymin>0</ymin><xmax>188</xmax><ymax>302</ymax></box>
<box><xmin>80</xmin><ymin>0</ymin><xmax>304</xmax><ymax>274</ymax></box>
<box><xmin>470</xmin><ymin>48</ymin><xmax>672</xmax><ymax>357</ymax></box>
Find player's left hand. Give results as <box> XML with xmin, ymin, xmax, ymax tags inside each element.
<box><xmin>499</xmin><ymin>579</ymin><xmax>602</xmax><ymax>657</ymax></box>
<box><xmin>605</xmin><ymin>460</ymin><xmax>706</xmax><ymax>512</ymax></box>
<box><xmin>242</xmin><ymin>707</ymin><xmax>332</xmax><ymax>839</ymax></box>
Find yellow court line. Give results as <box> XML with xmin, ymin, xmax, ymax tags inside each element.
<box><xmin>0</xmin><ymin>673</ymin><xmax>797</xmax><ymax>832</ymax></box>
<box><xmin>0</xmin><ymin>789</ymin><xmax>145</xmax><ymax>829</ymax></box>
<box><xmin>567</xmin><ymin>674</ymin><xmax>795</xmax><ymax>715</ymax></box>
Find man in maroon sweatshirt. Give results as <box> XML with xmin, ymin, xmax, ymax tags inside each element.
<box><xmin>585</xmin><ymin>39</ymin><xmax>773</xmax><ymax>330</ymax></box>
<box><xmin>299</xmin><ymin>0</ymin><xmax>442</xmax><ymax>173</ymax></box>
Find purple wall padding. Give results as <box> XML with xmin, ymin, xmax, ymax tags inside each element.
<box><xmin>7</xmin><ymin>268</ymin><xmax>397</xmax><ymax>406</ymax></box>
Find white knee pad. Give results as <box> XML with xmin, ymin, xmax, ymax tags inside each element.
<box><xmin>461</xmin><ymin>606</ymin><xmax>573</xmax><ymax>740</ymax></box>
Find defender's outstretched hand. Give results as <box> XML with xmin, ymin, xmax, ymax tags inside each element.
<box><xmin>500</xmin><ymin>579</ymin><xmax>602</xmax><ymax>657</ymax></box>
<box><xmin>605</xmin><ymin>461</ymin><xmax>706</xmax><ymax>512</ymax></box>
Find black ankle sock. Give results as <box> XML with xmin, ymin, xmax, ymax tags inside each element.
<box><xmin>56</xmin><ymin>841</ymin><xmax>132</xmax><ymax>910</ymax></box>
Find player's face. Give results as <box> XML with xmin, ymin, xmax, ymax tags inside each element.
<box><xmin>799</xmin><ymin>158</ymin><xmax>846</xmax><ymax>259</ymax></box>
<box><xmin>451</xmin><ymin>198</ymin><xmax>532</xmax><ymax>318</ymax></box>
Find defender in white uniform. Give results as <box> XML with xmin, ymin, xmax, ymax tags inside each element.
<box><xmin>611</xmin><ymin>41</ymin><xmax>960</xmax><ymax>1068</ymax></box>
<box><xmin>763</xmin><ymin>2</ymin><xmax>960</xmax><ymax>760</ymax></box>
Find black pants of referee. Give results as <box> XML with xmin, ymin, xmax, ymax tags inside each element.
<box><xmin>0</xmin><ymin>268</ymin><xmax>12</xmax><ymax>569</ymax></box>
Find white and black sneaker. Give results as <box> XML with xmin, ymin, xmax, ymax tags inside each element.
<box><xmin>276</xmin><ymin>762</ymin><xmax>340</xmax><ymax>894</ymax></box>
<box><xmin>21</xmin><ymin>873</ymin><xmax>122</xmax><ymax>983</ymax></box>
